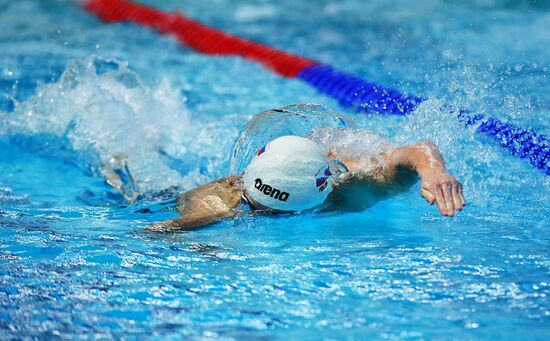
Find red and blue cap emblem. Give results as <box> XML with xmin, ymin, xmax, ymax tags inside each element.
<box><xmin>315</xmin><ymin>167</ymin><xmax>332</xmax><ymax>188</ymax></box>
<box><xmin>257</xmin><ymin>145</ymin><xmax>267</xmax><ymax>156</ymax></box>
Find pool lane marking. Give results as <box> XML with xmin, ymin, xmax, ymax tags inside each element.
<box><xmin>297</xmin><ymin>66</ymin><xmax>549</xmax><ymax>173</ymax></box>
<box><xmin>83</xmin><ymin>0</ymin><xmax>549</xmax><ymax>174</ymax></box>
<box><xmin>84</xmin><ymin>0</ymin><xmax>316</xmax><ymax>77</ymax></box>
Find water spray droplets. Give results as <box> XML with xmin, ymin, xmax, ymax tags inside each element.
<box><xmin>1</xmin><ymin>57</ymin><xmax>237</xmax><ymax>197</ymax></box>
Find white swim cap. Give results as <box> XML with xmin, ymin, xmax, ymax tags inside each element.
<box><xmin>242</xmin><ymin>135</ymin><xmax>336</xmax><ymax>212</ymax></box>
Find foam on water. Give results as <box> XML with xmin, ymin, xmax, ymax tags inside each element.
<box><xmin>1</xmin><ymin>57</ymin><xmax>242</xmax><ymax>196</ymax></box>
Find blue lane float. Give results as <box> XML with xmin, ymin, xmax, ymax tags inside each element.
<box><xmin>297</xmin><ymin>65</ymin><xmax>423</xmax><ymax>115</ymax></box>
<box><xmin>298</xmin><ymin>65</ymin><xmax>549</xmax><ymax>174</ymax></box>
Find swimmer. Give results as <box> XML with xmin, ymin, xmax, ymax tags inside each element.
<box><xmin>148</xmin><ymin>106</ymin><xmax>465</xmax><ymax>232</ymax></box>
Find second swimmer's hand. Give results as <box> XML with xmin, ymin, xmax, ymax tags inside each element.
<box><xmin>420</xmin><ymin>169</ymin><xmax>465</xmax><ymax>217</ymax></box>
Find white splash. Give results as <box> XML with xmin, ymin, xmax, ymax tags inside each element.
<box><xmin>0</xmin><ymin>57</ymin><xmax>236</xmax><ymax>195</ymax></box>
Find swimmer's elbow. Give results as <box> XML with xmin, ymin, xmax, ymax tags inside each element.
<box><xmin>418</xmin><ymin>140</ymin><xmax>438</xmax><ymax>150</ymax></box>
<box><xmin>417</xmin><ymin>139</ymin><xmax>432</xmax><ymax>144</ymax></box>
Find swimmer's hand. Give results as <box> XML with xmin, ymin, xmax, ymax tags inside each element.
<box><xmin>390</xmin><ymin>140</ymin><xmax>465</xmax><ymax>216</ymax></box>
<box><xmin>102</xmin><ymin>154</ymin><xmax>140</xmax><ymax>203</ymax></box>
<box><xmin>419</xmin><ymin>169</ymin><xmax>465</xmax><ymax>217</ymax></box>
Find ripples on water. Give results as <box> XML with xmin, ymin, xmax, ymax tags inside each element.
<box><xmin>0</xmin><ymin>0</ymin><xmax>549</xmax><ymax>339</ymax></box>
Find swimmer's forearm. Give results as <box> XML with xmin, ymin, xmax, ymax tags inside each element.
<box><xmin>333</xmin><ymin>141</ymin><xmax>445</xmax><ymax>184</ymax></box>
<box><xmin>390</xmin><ymin>141</ymin><xmax>446</xmax><ymax>178</ymax></box>
<box><xmin>146</xmin><ymin>218</ymin><xmax>199</xmax><ymax>232</ymax></box>
<box><xmin>146</xmin><ymin>212</ymin><xmax>233</xmax><ymax>232</ymax></box>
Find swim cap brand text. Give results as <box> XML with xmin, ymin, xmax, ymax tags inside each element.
<box><xmin>254</xmin><ymin>178</ymin><xmax>289</xmax><ymax>201</ymax></box>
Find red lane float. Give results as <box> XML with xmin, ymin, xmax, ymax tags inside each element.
<box><xmin>85</xmin><ymin>0</ymin><xmax>318</xmax><ymax>77</ymax></box>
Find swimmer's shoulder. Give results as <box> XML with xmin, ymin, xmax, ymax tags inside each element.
<box><xmin>176</xmin><ymin>176</ymin><xmax>243</xmax><ymax>215</ymax></box>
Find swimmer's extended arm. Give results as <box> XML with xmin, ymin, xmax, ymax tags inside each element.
<box><xmin>146</xmin><ymin>176</ymin><xmax>243</xmax><ymax>232</ymax></box>
<box><xmin>338</xmin><ymin>141</ymin><xmax>465</xmax><ymax>216</ymax></box>
<box><xmin>387</xmin><ymin>141</ymin><xmax>465</xmax><ymax>216</ymax></box>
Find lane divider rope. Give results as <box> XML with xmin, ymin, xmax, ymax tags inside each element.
<box><xmin>84</xmin><ymin>0</ymin><xmax>549</xmax><ymax>174</ymax></box>
<box><xmin>85</xmin><ymin>0</ymin><xmax>316</xmax><ymax>77</ymax></box>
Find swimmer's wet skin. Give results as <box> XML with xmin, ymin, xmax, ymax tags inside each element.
<box><xmin>147</xmin><ymin>108</ymin><xmax>465</xmax><ymax>232</ymax></box>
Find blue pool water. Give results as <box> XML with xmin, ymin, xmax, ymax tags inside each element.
<box><xmin>1</xmin><ymin>0</ymin><xmax>549</xmax><ymax>339</ymax></box>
